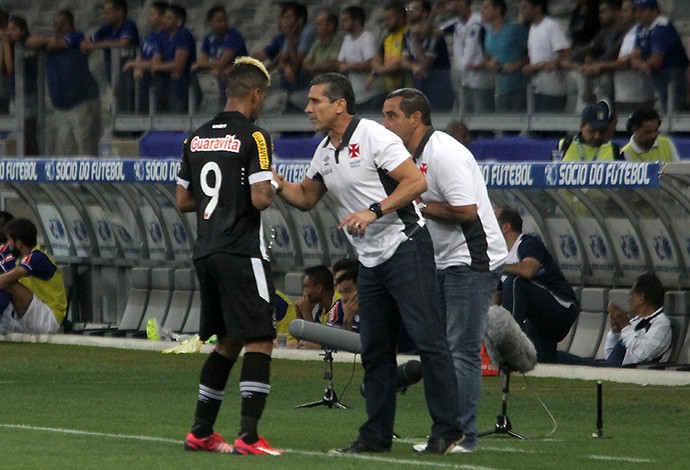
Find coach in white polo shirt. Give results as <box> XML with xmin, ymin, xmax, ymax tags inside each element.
<box><xmin>275</xmin><ymin>73</ymin><xmax>462</xmax><ymax>456</ymax></box>
<box><xmin>382</xmin><ymin>88</ymin><xmax>507</xmax><ymax>453</ymax></box>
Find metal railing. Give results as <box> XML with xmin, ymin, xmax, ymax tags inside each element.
<box><xmin>3</xmin><ymin>47</ymin><xmax>690</xmax><ymax>157</ymax></box>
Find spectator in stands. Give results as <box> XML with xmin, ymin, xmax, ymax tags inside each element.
<box><xmin>568</xmin><ymin>0</ymin><xmax>601</xmax><ymax>52</ymax></box>
<box><xmin>2</xmin><ymin>15</ymin><xmax>38</xmax><ymax>155</ymax></box>
<box><xmin>521</xmin><ymin>0</ymin><xmax>571</xmax><ymax>112</ymax></box>
<box><xmin>561</xmin><ymin>0</ymin><xmax>627</xmax><ymax>111</ymax></box>
<box><xmin>622</xmin><ymin>106</ymin><xmax>679</xmax><ymax>162</ymax></box>
<box><xmin>630</xmin><ymin>0</ymin><xmax>689</xmax><ymax>113</ymax></box>
<box><xmin>558</xmin><ymin>100</ymin><xmax>621</xmax><ymax>161</ymax></box>
<box><xmin>81</xmin><ymin>0</ymin><xmax>139</xmax><ymax>113</ymax></box>
<box><xmin>332</xmin><ymin>258</ymin><xmax>360</xmax><ymax>332</ymax></box>
<box><xmin>151</xmin><ymin>3</ymin><xmax>198</xmax><ymax>113</ymax></box>
<box><xmin>383</xmin><ymin>88</ymin><xmax>507</xmax><ymax>453</ymax></box>
<box><xmin>0</xmin><ymin>218</ymin><xmax>67</xmax><ymax>335</ymax></box>
<box><xmin>605</xmin><ymin>274</ymin><xmax>672</xmax><ymax>367</ymax></box>
<box><xmin>26</xmin><ymin>10</ymin><xmax>101</xmax><ymax>156</ymax></box>
<box><xmin>191</xmin><ymin>6</ymin><xmax>247</xmax><ymax>110</ymax></box>
<box><xmin>495</xmin><ymin>206</ymin><xmax>579</xmax><ymax>363</ymax></box>
<box><xmin>294</xmin><ymin>265</ymin><xmax>341</xmax><ymax>349</ymax></box>
<box><xmin>613</xmin><ymin>0</ymin><xmax>655</xmax><ymax>114</ymax></box>
<box><xmin>123</xmin><ymin>1</ymin><xmax>168</xmax><ymax>114</ymax></box>
<box><xmin>253</xmin><ymin>2</ymin><xmax>314</xmax><ymax>113</ymax></box>
<box><xmin>303</xmin><ymin>9</ymin><xmax>342</xmax><ymax>77</ymax></box>
<box><xmin>445</xmin><ymin>119</ymin><xmax>471</xmax><ymax>147</ymax></box>
<box><xmin>337</xmin><ymin>5</ymin><xmax>386</xmax><ymax>112</ymax></box>
<box><xmin>439</xmin><ymin>0</ymin><xmax>493</xmax><ymax>113</ymax></box>
<box><xmin>400</xmin><ymin>1</ymin><xmax>455</xmax><ymax>112</ymax></box>
<box><xmin>367</xmin><ymin>1</ymin><xmax>411</xmax><ymax>95</ymax></box>
<box><xmin>0</xmin><ymin>11</ymin><xmax>10</xmax><ymax>114</ymax></box>
<box><xmin>480</xmin><ymin>0</ymin><xmax>529</xmax><ymax>112</ymax></box>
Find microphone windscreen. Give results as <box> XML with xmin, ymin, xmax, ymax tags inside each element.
<box><xmin>483</xmin><ymin>305</ymin><xmax>537</xmax><ymax>373</ymax></box>
<box><xmin>396</xmin><ymin>359</ymin><xmax>423</xmax><ymax>392</ymax></box>
<box><xmin>288</xmin><ymin>319</ymin><xmax>362</xmax><ymax>354</ymax></box>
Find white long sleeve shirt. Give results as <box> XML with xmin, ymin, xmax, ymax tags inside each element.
<box><xmin>605</xmin><ymin>307</ymin><xmax>672</xmax><ymax>366</ymax></box>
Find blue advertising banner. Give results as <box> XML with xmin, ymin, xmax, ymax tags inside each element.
<box><xmin>274</xmin><ymin>160</ymin><xmax>661</xmax><ymax>189</ymax></box>
<box><xmin>0</xmin><ymin>159</ymin><xmax>661</xmax><ymax>188</ymax></box>
<box><xmin>0</xmin><ymin>159</ymin><xmax>180</xmax><ymax>184</ymax></box>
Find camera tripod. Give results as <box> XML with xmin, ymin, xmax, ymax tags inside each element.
<box><xmin>296</xmin><ymin>348</ymin><xmax>348</xmax><ymax>410</ymax></box>
<box><xmin>478</xmin><ymin>366</ymin><xmax>526</xmax><ymax>439</ymax></box>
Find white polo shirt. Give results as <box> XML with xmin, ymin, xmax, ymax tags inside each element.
<box><xmin>527</xmin><ymin>16</ymin><xmax>569</xmax><ymax>96</ymax></box>
<box><xmin>614</xmin><ymin>25</ymin><xmax>655</xmax><ymax>104</ymax></box>
<box><xmin>338</xmin><ymin>30</ymin><xmax>385</xmax><ymax>104</ymax></box>
<box><xmin>414</xmin><ymin>129</ymin><xmax>507</xmax><ymax>271</ymax></box>
<box><xmin>305</xmin><ymin>117</ymin><xmax>424</xmax><ymax>268</ymax></box>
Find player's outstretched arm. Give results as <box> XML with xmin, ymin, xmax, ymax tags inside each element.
<box><xmin>274</xmin><ymin>173</ymin><xmax>327</xmax><ymax>212</ymax></box>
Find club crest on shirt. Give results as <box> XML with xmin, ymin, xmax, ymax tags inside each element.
<box><xmin>349</xmin><ymin>143</ymin><xmax>360</xmax><ymax>159</ymax></box>
<box><xmin>419</xmin><ymin>162</ymin><xmax>428</xmax><ymax>175</ymax></box>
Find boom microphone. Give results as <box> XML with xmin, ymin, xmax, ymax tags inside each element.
<box><xmin>483</xmin><ymin>305</ymin><xmax>537</xmax><ymax>373</ymax></box>
<box><xmin>396</xmin><ymin>359</ymin><xmax>423</xmax><ymax>393</ymax></box>
<box><xmin>360</xmin><ymin>360</ymin><xmax>424</xmax><ymax>397</ymax></box>
<box><xmin>288</xmin><ymin>319</ymin><xmax>362</xmax><ymax>354</ymax></box>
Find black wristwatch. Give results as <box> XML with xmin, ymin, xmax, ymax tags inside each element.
<box><xmin>369</xmin><ymin>202</ymin><xmax>384</xmax><ymax>219</ymax></box>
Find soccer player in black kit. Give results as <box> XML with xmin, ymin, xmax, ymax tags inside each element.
<box><xmin>176</xmin><ymin>57</ymin><xmax>282</xmax><ymax>456</ymax></box>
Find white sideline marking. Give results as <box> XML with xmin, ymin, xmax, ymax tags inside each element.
<box><xmin>0</xmin><ymin>423</ymin><xmax>499</xmax><ymax>469</ymax></box>
<box><xmin>0</xmin><ymin>424</ymin><xmax>181</xmax><ymax>444</ymax></box>
<box><xmin>587</xmin><ymin>455</ymin><xmax>653</xmax><ymax>463</ymax></box>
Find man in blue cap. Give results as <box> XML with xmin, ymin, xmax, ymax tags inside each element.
<box><xmin>630</xmin><ymin>0</ymin><xmax>689</xmax><ymax>113</ymax></box>
<box><xmin>559</xmin><ymin>100</ymin><xmax>621</xmax><ymax>162</ymax></box>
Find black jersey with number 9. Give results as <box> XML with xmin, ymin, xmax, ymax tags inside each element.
<box><xmin>178</xmin><ymin>111</ymin><xmax>273</xmax><ymax>261</ymax></box>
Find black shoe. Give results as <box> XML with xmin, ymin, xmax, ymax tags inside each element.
<box><xmin>330</xmin><ymin>439</ymin><xmax>390</xmax><ymax>454</ymax></box>
<box><xmin>415</xmin><ymin>435</ymin><xmax>464</xmax><ymax>456</ymax></box>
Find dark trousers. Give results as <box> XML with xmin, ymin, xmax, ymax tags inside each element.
<box><xmin>501</xmin><ymin>276</ymin><xmax>578</xmax><ymax>363</ymax></box>
<box><xmin>357</xmin><ymin>228</ymin><xmax>461</xmax><ymax>449</ymax></box>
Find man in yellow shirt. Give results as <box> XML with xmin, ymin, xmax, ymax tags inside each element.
<box><xmin>0</xmin><ymin>218</ymin><xmax>66</xmax><ymax>334</ymax></box>
<box><xmin>623</xmin><ymin>107</ymin><xmax>680</xmax><ymax>162</ymax></box>
<box><xmin>367</xmin><ymin>1</ymin><xmax>411</xmax><ymax>93</ymax></box>
<box><xmin>559</xmin><ymin>101</ymin><xmax>621</xmax><ymax>162</ymax></box>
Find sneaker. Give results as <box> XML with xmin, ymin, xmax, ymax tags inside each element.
<box><xmin>329</xmin><ymin>439</ymin><xmax>390</xmax><ymax>454</ymax></box>
<box><xmin>450</xmin><ymin>444</ymin><xmax>476</xmax><ymax>454</ymax></box>
<box><xmin>184</xmin><ymin>432</ymin><xmax>233</xmax><ymax>453</ymax></box>
<box><xmin>413</xmin><ymin>441</ymin><xmax>476</xmax><ymax>454</ymax></box>
<box><xmin>414</xmin><ymin>435</ymin><xmax>465</xmax><ymax>456</ymax></box>
<box><xmin>233</xmin><ymin>436</ymin><xmax>283</xmax><ymax>455</ymax></box>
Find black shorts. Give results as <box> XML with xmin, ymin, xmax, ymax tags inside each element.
<box><xmin>194</xmin><ymin>253</ymin><xmax>276</xmax><ymax>342</ymax></box>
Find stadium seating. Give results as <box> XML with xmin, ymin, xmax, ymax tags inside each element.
<box><xmin>180</xmin><ymin>291</ymin><xmax>201</xmax><ymax>335</ymax></box>
<box><xmin>130</xmin><ymin>268</ymin><xmax>174</xmax><ymax>338</ymax></box>
<box><xmin>566</xmin><ymin>288</ymin><xmax>609</xmax><ymax>359</ymax></box>
<box><xmin>284</xmin><ymin>272</ymin><xmax>305</xmax><ymax>298</ymax></box>
<box><xmin>663</xmin><ymin>291</ymin><xmax>690</xmax><ymax>364</ymax></box>
<box><xmin>161</xmin><ymin>268</ymin><xmax>196</xmax><ymax>333</ymax></box>
<box><xmin>83</xmin><ymin>267</ymin><xmax>151</xmax><ymax>336</ymax></box>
